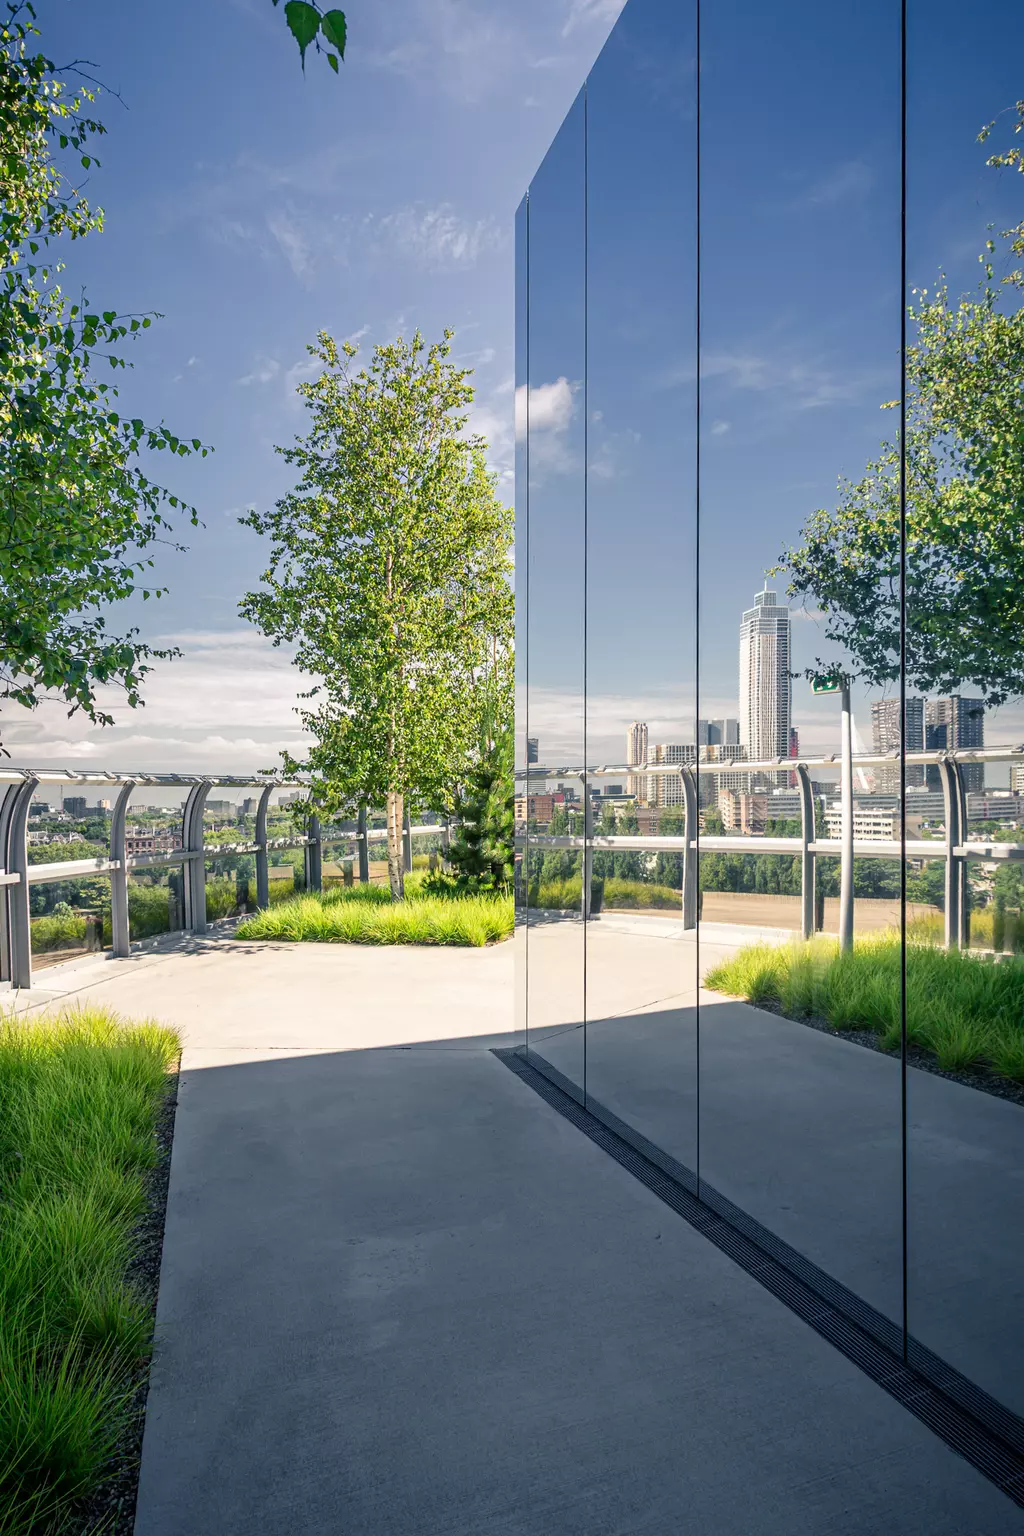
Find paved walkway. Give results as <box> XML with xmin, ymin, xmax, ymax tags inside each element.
<box><xmin>14</xmin><ymin>930</ymin><xmax>1024</xmax><ymax>1533</ymax></box>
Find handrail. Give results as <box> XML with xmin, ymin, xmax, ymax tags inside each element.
<box><xmin>516</xmin><ymin>750</ymin><xmax>1024</xmax><ymax>954</ymax></box>
<box><xmin>0</xmin><ymin>772</ymin><xmax>451</xmax><ymax>991</ymax></box>
<box><xmin>516</xmin><ymin>745</ymin><xmax>1024</xmax><ymax>779</ymax></box>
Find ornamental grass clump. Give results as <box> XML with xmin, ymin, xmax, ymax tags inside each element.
<box><xmin>0</xmin><ymin>1007</ymin><xmax>179</xmax><ymax>1536</ymax></box>
<box><xmin>235</xmin><ymin>879</ymin><xmax>512</xmax><ymax>948</ymax></box>
<box><xmin>705</xmin><ymin>934</ymin><xmax>1024</xmax><ymax>1085</ymax></box>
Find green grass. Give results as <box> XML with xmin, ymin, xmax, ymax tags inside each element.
<box><xmin>705</xmin><ymin>935</ymin><xmax>1024</xmax><ymax>1083</ymax></box>
<box><xmin>30</xmin><ymin>912</ymin><xmax>88</xmax><ymax>955</ymax></box>
<box><xmin>530</xmin><ymin>876</ymin><xmax>681</xmax><ymax>912</ymax></box>
<box><xmin>907</xmin><ymin>907</ymin><xmax>1024</xmax><ymax>954</ymax></box>
<box><xmin>235</xmin><ymin>875</ymin><xmax>513</xmax><ymax>947</ymax></box>
<box><xmin>0</xmin><ymin>1006</ymin><xmax>180</xmax><ymax>1535</ymax></box>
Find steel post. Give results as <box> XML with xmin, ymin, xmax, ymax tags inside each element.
<box><xmin>839</xmin><ymin>681</ymin><xmax>854</xmax><ymax>953</ymax></box>
<box><xmin>681</xmin><ymin>768</ymin><xmax>698</xmax><ymax>931</ymax></box>
<box><xmin>7</xmin><ymin>777</ymin><xmax>37</xmax><ymax>988</ymax></box>
<box><xmin>954</xmin><ymin>764</ymin><xmax>970</xmax><ymax>948</ymax></box>
<box><xmin>938</xmin><ymin>758</ymin><xmax>960</xmax><ymax>950</ymax></box>
<box><xmin>254</xmin><ymin>785</ymin><xmax>273</xmax><ymax>909</ymax></box>
<box><xmin>182</xmin><ymin>782</ymin><xmax>211</xmax><ymax>934</ymax></box>
<box><xmin>357</xmin><ymin>805</ymin><xmax>370</xmax><ymax>884</ymax></box>
<box><xmin>580</xmin><ymin>774</ymin><xmax>593</xmax><ymax>920</ymax></box>
<box><xmin>403</xmin><ymin>809</ymin><xmax>413</xmax><ymax>874</ymax></box>
<box><xmin>305</xmin><ymin>814</ymin><xmax>323</xmax><ymax>892</ymax></box>
<box><xmin>0</xmin><ymin>782</ymin><xmax>22</xmax><ymax>982</ymax></box>
<box><xmin>109</xmin><ymin>780</ymin><xmax>136</xmax><ymax>957</ymax></box>
<box><xmin>796</xmin><ymin>764</ymin><xmax>815</xmax><ymax>941</ymax></box>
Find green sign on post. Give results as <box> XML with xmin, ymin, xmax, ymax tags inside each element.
<box><xmin>811</xmin><ymin>673</ymin><xmax>843</xmax><ymax>696</ymax></box>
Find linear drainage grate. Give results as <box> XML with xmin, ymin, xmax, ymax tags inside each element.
<box><xmin>493</xmin><ymin>1045</ymin><xmax>1024</xmax><ymax>1510</ymax></box>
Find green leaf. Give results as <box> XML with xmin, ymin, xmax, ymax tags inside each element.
<box><xmin>320</xmin><ymin>9</ymin><xmax>346</xmax><ymax>57</ymax></box>
<box><xmin>284</xmin><ymin>1</ymin><xmax>320</xmax><ymax>68</ymax></box>
<box><xmin>326</xmin><ymin>50</ymin><xmax>339</xmax><ymax>73</ymax></box>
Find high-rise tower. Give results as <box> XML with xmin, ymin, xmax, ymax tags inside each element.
<box><xmin>926</xmin><ymin>697</ymin><xmax>985</xmax><ymax>793</ymax></box>
<box><xmin>739</xmin><ymin>587</ymin><xmax>791</xmax><ymax>780</ymax></box>
<box><xmin>872</xmin><ymin>697</ymin><xmax>925</xmax><ymax>790</ymax></box>
<box><xmin>626</xmin><ymin>721</ymin><xmax>649</xmax><ymax>802</ymax></box>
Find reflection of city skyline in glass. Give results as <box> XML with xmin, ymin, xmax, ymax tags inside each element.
<box><xmin>517</xmin><ymin>0</ymin><xmax>1024</xmax><ymax>1465</ymax></box>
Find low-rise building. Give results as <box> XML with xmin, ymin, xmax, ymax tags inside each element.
<box><xmin>824</xmin><ymin>806</ymin><xmax>925</xmax><ymax>843</ymax></box>
<box><xmin>719</xmin><ymin>789</ymin><xmax>769</xmax><ymax>835</ymax></box>
<box><xmin>125</xmin><ymin>832</ymin><xmax>183</xmax><ymax>857</ymax></box>
<box><xmin>967</xmin><ymin>793</ymin><xmax>1023</xmax><ymax>825</ymax></box>
<box><xmin>514</xmin><ymin>794</ymin><xmax>556</xmax><ymax>827</ymax></box>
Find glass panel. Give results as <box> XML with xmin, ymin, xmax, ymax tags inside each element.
<box><xmin>906</xmin><ymin>0</ymin><xmax>1024</xmax><ymax>1420</ymax></box>
<box><xmin>524</xmin><ymin>90</ymin><xmax>587</xmax><ymax>1096</ymax></box>
<box><xmin>697</xmin><ymin>0</ymin><xmax>903</xmax><ymax>1329</ymax></box>
<box><xmin>514</xmin><ymin>195</ymin><xmax>529</xmax><ymax>1050</ymax></box>
<box><xmin>582</xmin><ymin>0</ymin><xmax>699</xmax><ymax>1176</ymax></box>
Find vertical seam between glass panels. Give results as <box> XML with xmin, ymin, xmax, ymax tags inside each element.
<box><xmin>582</xmin><ymin>81</ymin><xmax>590</xmax><ymax>1107</ymax></box>
<box><xmin>899</xmin><ymin>0</ymin><xmax>909</xmax><ymax>1363</ymax></box>
<box><xmin>695</xmin><ymin>0</ymin><xmax>703</xmax><ymax>1194</ymax></box>
<box><xmin>524</xmin><ymin>192</ymin><xmax>530</xmax><ymax>1054</ymax></box>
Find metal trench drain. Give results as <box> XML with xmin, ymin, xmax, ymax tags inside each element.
<box><xmin>494</xmin><ymin>1046</ymin><xmax>1024</xmax><ymax>1510</ymax></box>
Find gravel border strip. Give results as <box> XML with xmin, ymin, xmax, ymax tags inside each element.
<box><xmin>751</xmin><ymin>996</ymin><xmax>1024</xmax><ymax>1108</ymax></box>
<box><xmin>66</xmin><ymin>1060</ymin><xmax>180</xmax><ymax>1536</ymax></box>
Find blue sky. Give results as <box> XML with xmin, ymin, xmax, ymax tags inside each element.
<box><xmin>9</xmin><ymin>0</ymin><xmax>1024</xmax><ymax>780</ymax></box>
<box><xmin>520</xmin><ymin>0</ymin><xmax>1024</xmax><ymax>771</ymax></box>
<box><xmin>8</xmin><ymin>0</ymin><xmax>626</xmax><ymax>771</ymax></box>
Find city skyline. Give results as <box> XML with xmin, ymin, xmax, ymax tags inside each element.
<box><xmin>739</xmin><ymin>587</ymin><xmax>792</xmax><ymax>773</ymax></box>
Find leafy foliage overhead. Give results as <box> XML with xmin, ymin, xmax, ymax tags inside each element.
<box><xmin>780</xmin><ymin>88</ymin><xmax>1024</xmax><ymax>712</ymax></box>
<box><xmin>273</xmin><ymin>1</ymin><xmax>347</xmax><ymax>74</ymax></box>
<box><xmin>0</xmin><ymin>4</ymin><xmax>207</xmax><ymax>740</ymax></box>
<box><xmin>979</xmin><ymin>98</ymin><xmax>1024</xmax><ymax>285</ymax></box>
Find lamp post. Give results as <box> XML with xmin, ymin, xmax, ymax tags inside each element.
<box><xmin>813</xmin><ymin>672</ymin><xmax>854</xmax><ymax>953</ymax></box>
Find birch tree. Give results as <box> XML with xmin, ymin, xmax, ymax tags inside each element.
<box><xmin>240</xmin><ymin>330</ymin><xmax>513</xmax><ymax>899</ymax></box>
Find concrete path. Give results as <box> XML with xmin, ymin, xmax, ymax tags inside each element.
<box><xmin>13</xmin><ymin>931</ymin><xmax>1024</xmax><ymax>1532</ymax></box>
<box><xmin>526</xmin><ymin>917</ymin><xmax>1024</xmax><ymax>1425</ymax></box>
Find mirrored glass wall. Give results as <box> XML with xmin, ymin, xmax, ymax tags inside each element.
<box><xmin>517</xmin><ymin>0</ymin><xmax>1024</xmax><ymax>1439</ymax></box>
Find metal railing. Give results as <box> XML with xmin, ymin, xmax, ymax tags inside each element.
<box><xmin>0</xmin><ymin>770</ymin><xmax>449</xmax><ymax>990</ymax></box>
<box><xmin>515</xmin><ymin>747</ymin><xmax>1024</xmax><ymax>950</ymax></box>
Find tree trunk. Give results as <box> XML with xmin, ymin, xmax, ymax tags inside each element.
<box><xmin>386</xmin><ymin>790</ymin><xmax>405</xmax><ymax>901</ymax></box>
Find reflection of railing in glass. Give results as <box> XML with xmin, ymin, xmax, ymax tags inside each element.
<box><xmin>0</xmin><ymin>769</ymin><xmax>451</xmax><ymax>990</ymax></box>
<box><xmin>516</xmin><ymin>747</ymin><xmax>1024</xmax><ymax>952</ymax></box>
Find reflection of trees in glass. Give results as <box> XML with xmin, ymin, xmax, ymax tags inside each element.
<box><xmin>781</xmin><ymin>111</ymin><xmax>1024</xmax><ymax>704</ymax></box>
<box><xmin>978</xmin><ymin>99</ymin><xmax>1024</xmax><ymax>285</ymax></box>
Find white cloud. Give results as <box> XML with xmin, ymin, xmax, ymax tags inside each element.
<box><xmin>283</xmin><ymin>355</ymin><xmax>321</xmax><ymax>403</ymax></box>
<box><xmin>514</xmin><ymin>377</ymin><xmax>581</xmax><ymax>476</ymax></box>
<box><xmin>710</xmin><ymin>419</ymin><xmax>731</xmax><ymax>436</ymax></box>
<box><xmin>237</xmin><ymin>355</ymin><xmax>280</xmax><ymax>386</ymax></box>
<box><xmin>561</xmin><ymin>0</ymin><xmax>627</xmax><ymax>38</ymax></box>
<box><xmin>371</xmin><ymin>204</ymin><xmax>505</xmax><ymax>270</ymax></box>
<box><xmin>0</xmin><ymin>630</ymin><xmax>314</xmax><ymax>773</ymax></box>
<box><xmin>210</xmin><ymin>196</ymin><xmax>501</xmax><ymax>281</ymax></box>
<box><xmin>525</xmin><ymin>684</ymin><xmax>695</xmax><ymax>764</ymax></box>
<box><xmin>798</xmin><ymin>159</ymin><xmax>874</xmax><ymax>209</ymax></box>
<box><xmin>265</xmin><ymin>207</ymin><xmax>314</xmax><ymax>280</ymax></box>
<box><xmin>470</xmin><ymin>389</ymin><xmax>515</xmax><ymax>479</ymax></box>
<box><xmin>515</xmin><ymin>376</ymin><xmax>577</xmax><ymax>436</ymax></box>
<box><xmin>701</xmin><ymin>350</ymin><xmax>883</xmax><ymax>411</ymax></box>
